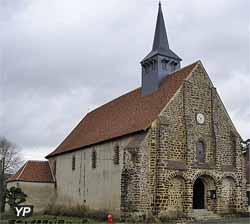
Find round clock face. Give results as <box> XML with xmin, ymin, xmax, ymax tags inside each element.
<box><xmin>196</xmin><ymin>113</ymin><xmax>205</xmax><ymax>124</ymax></box>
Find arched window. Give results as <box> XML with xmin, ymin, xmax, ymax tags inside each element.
<box><xmin>92</xmin><ymin>150</ymin><xmax>97</xmax><ymax>169</ymax></box>
<box><xmin>113</xmin><ymin>145</ymin><xmax>120</xmax><ymax>165</ymax></box>
<box><xmin>162</xmin><ymin>59</ymin><xmax>169</xmax><ymax>70</ymax></box>
<box><xmin>197</xmin><ymin>141</ymin><xmax>205</xmax><ymax>162</ymax></box>
<box><xmin>170</xmin><ymin>61</ymin><xmax>178</xmax><ymax>72</ymax></box>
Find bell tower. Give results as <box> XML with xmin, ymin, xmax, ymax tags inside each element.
<box><xmin>141</xmin><ymin>2</ymin><xmax>182</xmax><ymax>96</ymax></box>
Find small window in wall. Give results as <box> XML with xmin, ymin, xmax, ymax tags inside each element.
<box><xmin>170</xmin><ymin>61</ymin><xmax>178</xmax><ymax>72</ymax></box>
<box><xmin>131</xmin><ymin>151</ymin><xmax>137</xmax><ymax>163</ymax></box>
<box><xmin>92</xmin><ymin>150</ymin><xmax>97</xmax><ymax>169</ymax></box>
<box><xmin>53</xmin><ymin>160</ymin><xmax>57</xmax><ymax>176</ymax></box>
<box><xmin>113</xmin><ymin>145</ymin><xmax>120</xmax><ymax>165</ymax></box>
<box><xmin>144</xmin><ymin>64</ymin><xmax>149</xmax><ymax>73</ymax></box>
<box><xmin>197</xmin><ymin>141</ymin><xmax>205</xmax><ymax>162</ymax></box>
<box><xmin>232</xmin><ymin>138</ymin><xmax>237</xmax><ymax>167</ymax></box>
<box><xmin>151</xmin><ymin>60</ymin><xmax>156</xmax><ymax>71</ymax></box>
<box><xmin>247</xmin><ymin>191</ymin><xmax>250</xmax><ymax>206</ymax></box>
<box><xmin>72</xmin><ymin>155</ymin><xmax>76</xmax><ymax>171</ymax></box>
<box><xmin>162</xmin><ymin>59</ymin><xmax>168</xmax><ymax>70</ymax></box>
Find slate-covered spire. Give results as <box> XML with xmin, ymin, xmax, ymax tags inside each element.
<box><xmin>152</xmin><ymin>2</ymin><xmax>169</xmax><ymax>51</ymax></box>
<box><xmin>141</xmin><ymin>2</ymin><xmax>182</xmax><ymax>96</ymax></box>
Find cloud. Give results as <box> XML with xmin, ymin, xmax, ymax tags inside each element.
<box><xmin>0</xmin><ymin>0</ymin><xmax>249</xmax><ymax>160</ymax></box>
<box><xmin>218</xmin><ymin>73</ymin><xmax>250</xmax><ymax>135</ymax></box>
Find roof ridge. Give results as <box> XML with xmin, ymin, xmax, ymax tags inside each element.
<box><xmin>28</xmin><ymin>160</ymin><xmax>48</xmax><ymax>163</ymax></box>
<box><xmin>159</xmin><ymin>61</ymin><xmax>199</xmax><ymax>86</ymax></box>
<box><xmin>7</xmin><ymin>160</ymin><xmax>54</xmax><ymax>183</ymax></box>
<box><xmin>88</xmin><ymin>61</ymin><xmax>199</xmax><ymax>115</ymax></box>
<box><xmin>46</xmin><ymin>61</ymin><xmax>199</xmax><ymax>158</ymax></box>
<box><xmin>167</xmin><ymin>61</ymin><xmax>199</xmax><ymax>77</ymax></box>
<box><xmin>47</xmin><ymin>159</ymin><xmax>56</xmax><ymax>182</ymax></box>
<box><xmin>16</xmin><ymin>161</ymin><xmax>28</xmax><ymax>181</ymax></box>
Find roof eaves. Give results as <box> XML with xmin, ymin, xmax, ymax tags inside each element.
<box><xmin>46</xmin><ymin>61</ymin><xmax>198</xmax><ymax>159</ymax></box>
<box><xmin>7</xmin><ymin>179</ymin><xmax>55</xmax><ymax>184</ymax></box>
<box><xmin>46</xmin><ymin>129</ymin><xmax>149</xmax><ymax>158</ymax></box>
<box><xmin>141</xmin><ymin>50</ymin><xmax>182</xmax><ymax>63</ymax></box>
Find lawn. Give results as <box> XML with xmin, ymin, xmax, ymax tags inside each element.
<box><xmin>0</xmin><ymin>214</ymin><xmax>108</xmax><ymax>224</ymax></box>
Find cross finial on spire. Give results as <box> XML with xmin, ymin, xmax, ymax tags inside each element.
<box><xmin>140</xmin><ymin>0</ymin><xmax>182</xmax><ymax>96</ymax></box>
<box><xmin>152</xmin><ymin>0</ymin><xmax>169</xmax><ymax>51</ymax></box>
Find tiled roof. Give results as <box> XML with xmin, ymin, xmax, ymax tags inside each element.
<box><xmin>7</xmin><ymin>160</ymin><xmax>54</xmax><ymax>183</ymax></box>
<box><xmin>46</xmin><ymin>61</ymin><xmax>199</xmax><ymax>158</ymax></box>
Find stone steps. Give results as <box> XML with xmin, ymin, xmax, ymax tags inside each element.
<box><xmin>190</xmin><ymin>209</ymin><xmax>222</xmax><ymax>221</ymax></box>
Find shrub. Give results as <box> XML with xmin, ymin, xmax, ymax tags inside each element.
<box><xmin>44</xmin><ymin>204</ymin><xmax>108</xmax><ymax>221</ymax></box>
<box><xmin>5</xmin><ymin>186</ymin><xmax>27</xmax><ymax>212</ymax></box>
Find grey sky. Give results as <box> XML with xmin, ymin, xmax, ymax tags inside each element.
<box><xmin>0</xmin><ymin>0</ymin><xmax>249</xmax><ymax>161</ymax></box>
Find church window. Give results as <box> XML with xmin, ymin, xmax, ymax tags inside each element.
<box><xmin>53</xmin><ymin>160</ymin><xmax>57</xmax><ymax>176</ymax></box>
<box><xmin>151</xmin><ymin>60</ymin><xmax>156</xmax><ymax>71</ymax></box>
<box><xmin>113</xmin><ymin>145</ymin><xmax>120</xmax><ymax>165</ymax></box>
<box><xmin>162</xmin><ymin>59</ymin><xmax>169</xmax><ymax>70</ymax></box>
<box><xmin>170</xmin><ymin>61</ymin><xmax>177</xmax><ymax>71</ymax></box>
<box><xmin>131</xmin><ymin>151</ymin><xmax>137</xmax><ymax>163</ymax></box>
<box><xmin>92</xmin><ymin>150</ymin><xmax>97</xmax><ymax>169</ymax></box>
<box><xmin>232</xmin><ymin>137</ymin><xmax>237</xmax><ymax>167</ymax></box>
<box><xmin>72</xmin><ymin>155</ymin><xmax>76</xmax><ymax>171</ymax></box>
<box><xmin>247</xmin><ymin>191</ymin><xmax>250</xmax><ymax>205</ymax></box>
<box><xmin>197</xmin><ymin>140</ymin><xmax>205</xmax><ymax>162</ymax></box>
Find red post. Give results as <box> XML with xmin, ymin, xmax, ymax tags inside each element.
<box><xmin>107</xmin><ymin>214</ymin><xmax>113</xmax><ymax>224</ymax></box>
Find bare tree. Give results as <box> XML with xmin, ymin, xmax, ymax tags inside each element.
<box><xmin>241</xmin><ymin>139</ymin><xmax>250</xmax><ymax>152</ymax></box>
<box><xmin>0</xmin><ymin>136</ymin><xmax>23</xmax><ymax>213</ymax></box>
<box><xmin>0</xmin><ymin>136</ymin><xmax>23</xmax><ymax>174</ymax></box>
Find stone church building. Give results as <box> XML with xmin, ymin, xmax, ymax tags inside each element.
<box><xmin>8</xmin><ymin>3</ymin><xmax>249</xmax><ymax>220</ymax></box>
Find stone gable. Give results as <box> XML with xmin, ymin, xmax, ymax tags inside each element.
<box><xmin>120</xmin><ymin>62</ymin><xmax>248</xmax><ymax>220</ymax></box>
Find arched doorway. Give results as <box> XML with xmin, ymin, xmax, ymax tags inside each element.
<box><xmin>193</xmin><ymin>178</ymin><xmax>205</xmax><ymax>209</ymax></box>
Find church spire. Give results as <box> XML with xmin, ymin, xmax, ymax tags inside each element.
<box><xmin>141</xmin><ymin>2</ymin><xmax>182</xmax><ymax>96</ymax></box>
<box><xmin>152</xmin><ymin>2</ymin><xmax>169</xmax><ymax>51</ymax></box>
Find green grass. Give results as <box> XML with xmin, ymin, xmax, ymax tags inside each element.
<box><xmin>1</xmin><ymin>214</ymin><xmax>108</xmax><ymax>223</ymax></box>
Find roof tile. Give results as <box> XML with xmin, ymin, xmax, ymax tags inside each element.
<box><xmin>7</xmin><ymin>160</ymin><xmax>54</xmax><ymax>183</ymax></box>
<box><xmin>47</xmin><ymin>62</ymin><xmax>198</xmax><ymax>158</ymax></box>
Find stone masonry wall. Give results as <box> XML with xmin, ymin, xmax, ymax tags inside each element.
<box><xmin>120</xmin><ymin>133</ymin><xmax>153</xmax><ymax>221</ymax></box>
<box><xmin>134</xmin><ymin>63</ymin><xmax>248</xmax><ymax>219</ymax></box>
<box><xmin>46</xmin><ymin>63</ymin><xmax>247</xmax><ymax>220</ymax></box>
